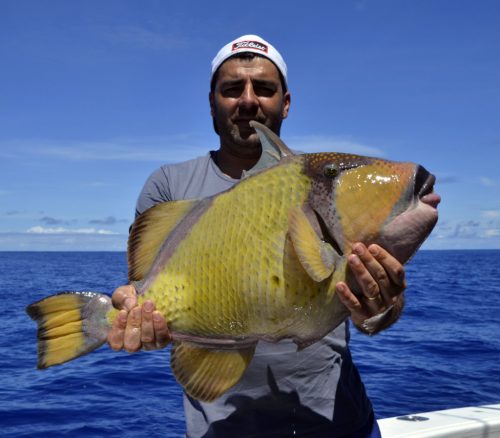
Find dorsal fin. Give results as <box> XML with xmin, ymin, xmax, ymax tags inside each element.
<box><xmin>242</xmin><ymin>121</ymin><xmax>294</xmax><ymax>177</ymax></box>
<box><xmin>128</xmin><ymin>200</ymin><xmax>198</xmax><ymax>281</ymax></box>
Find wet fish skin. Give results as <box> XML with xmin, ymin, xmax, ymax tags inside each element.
<box><xmin>26</xmin><ymin>121</ymin><xmax>439</xmax><ymax>402</ymax></box>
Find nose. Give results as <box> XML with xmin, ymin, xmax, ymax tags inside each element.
<box><xmin>239</xmin><ymin>83</ymin><xmax>259</xmax><ymax>111</ymax></box>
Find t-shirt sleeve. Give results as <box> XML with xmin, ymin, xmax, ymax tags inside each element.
<box><xmin>135</xmin><ymin>167</ymin><xmax>172</xmax><ymax>217</ymax></box>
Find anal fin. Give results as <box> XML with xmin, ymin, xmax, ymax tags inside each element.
<box><xmin>171</xmin><ymin>342</ymin><xmax>256</xmax><ymax>402</ymax></box>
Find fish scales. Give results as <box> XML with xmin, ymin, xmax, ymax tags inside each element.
<box><xmin>26</xmin><ymin>121</ymin><xmax>439</xmax><ymax>402</ymax></box>
<box><xmin>142</xmin><ymin>160</ymin><xmax>336</xmax><ymax>341</ymax></box>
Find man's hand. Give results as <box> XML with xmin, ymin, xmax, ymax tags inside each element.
<box><xmin>107</xmin><ymin>284</ymin><xmax>171</xmax><ymax>352</ymax></box>
<box><xmin>335</xmin><ymin>243</ymin><xmax>406</xmax><ymax>334</ymax></box>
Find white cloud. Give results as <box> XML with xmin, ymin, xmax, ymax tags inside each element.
<box><xmin>355</xmin><ymin>0</ymin><xmax>368</xmax><ymax>10</ymax></box>
<box><xmin>482</xmin><ymin>210</ymin><xmax>500</xmax><ymax>219</ymax></box>
<box><xmin>0</xmin><ymin>232</ymin><xmax>127</xmax><ymax>251</ymax></box>
<box><xmin>451</xmin><ymin>221</ymin><xmax>480</xmax><ymax>239</ymax></box>
<box><xmin>89</xmin><ymin>216</ymin><xmax>127</xmax><ymax>225</ymax></box>
<box><xmin>0</xmin><ymin>136</ymin><xmax>209</xmax><ymax>163</ymax></box>
<box><xmin>480</xmin><ymin>177</ymin><xmax>496</xmax><ymax>187</ymax></box>
<box><xmin>436</xmin><ymin>175</ymin><xmax>459</xmax><ymax>184</ymax></box>
<box><xmin>84</xmin><ymin>181</ymin><xmax>114</xmax><ymax>188</ymax></box>
<box><xmin>431</xmin><ymin>217</ymin><xmax>500</xmax><ymax>243</ymax></box>
<box><xmin>484</xmin><ymin>229</ymin><xmax>500</xmax><ymax>237</ymax></box>
<box><xmin>284</xmin><ymin>135</ymin><xmax>384</xmax><ymax>156</ymax></box>
<box><xmin>425</xmin><ymin>216</ymin><xmax>500</xmax><ymax>249</ymax></box>
<box><xmin>27</xmin><ymin>226</ymin><xmax>117</xmax><ymax>235</ymax></box>
<box><xmin>101</xmin><ymin>26</ymin><xmax>190</xmax><ymax>52</ymax></box>
<box><xmin>1</xmin><ymin>132</ymin><xmax>385</xmax><ymax>164</ymax></box>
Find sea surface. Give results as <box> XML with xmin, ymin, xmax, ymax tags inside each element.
<box><xmin>1</xmin><ymin>250</ymin><xmax>499</xmax><ymax>437</ymax></box>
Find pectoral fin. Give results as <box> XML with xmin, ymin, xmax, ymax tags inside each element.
<box><xmin>170</xmin><ymin>342</ymin><xmax>256</xmax><ymax>402</ymax></box>
<box><xmin>289</xmin><ymin>207</ymin><xmax>336</xmax><ymax>282</ymax></box>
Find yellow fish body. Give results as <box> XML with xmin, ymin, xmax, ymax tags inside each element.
<box><xmin>27</xmin><ymin>122</ymin><xmax>439</xmax><ymax>402</ymax></box>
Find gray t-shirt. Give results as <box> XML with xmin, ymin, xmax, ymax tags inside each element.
<box><xmin>136</xmin><ymin>152</ymin><xmax>373</xmax><ymax>437</ymax></box>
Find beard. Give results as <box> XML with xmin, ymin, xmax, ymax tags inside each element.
<box><xmin>228</xmin><ymin>123</ymin><xmax>261</xmax><ymax>148</ymax></box>
<box><xmin>213</xmin><ymin>114</ymin><xmax>282</xmax><ymax>158</ymax></box>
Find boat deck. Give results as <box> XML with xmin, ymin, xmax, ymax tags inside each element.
<box><xmin>378</xmin><ymin>404</ymin><xmax>500</xmax><ymax>437</ymax></box>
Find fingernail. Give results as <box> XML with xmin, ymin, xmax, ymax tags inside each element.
<box><xmin>153</xmin><ymin>312</ymin><xmax>162</xmax><ymax>323</ymax></box>
<box><xmin>125</xmin><ymin>298</ymin><xmax>135</xmax><ymax>310</ymax></box>
<box><xmin>353</xmin><ymin>244</ymin><xmax>364</xmax><ymax>256</ymax></box>
<box><xmin>119</xmin><ymin>311</ymin><xmax>127</xmax><ymax>323</ymax></box>
<box><xmin>144</xmin><ymin>301</ymin><xmax>153</xmax><ymax>312</ymax></box>
<box><xmin>368</xmin><ymin>245</ymin><xmax>378</xmax><ymax>256</ymax></box>
<box><xmin>349</xmin><ymin>255</ymin><xmax>361</xmax><ymax>266</ymax></box>
<box><xmin>336</xmin><ymin>283</ymin><xmax>345</xmax><ymax>293</ymax></box>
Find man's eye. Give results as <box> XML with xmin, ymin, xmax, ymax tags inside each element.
<box><xmin>255</xmin><ymin>87</ymin><xmax>275</xmax><ymax>97</ymax></box>
<box><xmin>222</xmin><ymin>87</ymin><xmax>242</xmax><ymax>97</ymax></box>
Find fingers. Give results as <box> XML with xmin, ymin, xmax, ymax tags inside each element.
<box><xmin>108</xmin><ymin>284</ymin><xmax>138</xmax><ymax>351</ymax></box>
<box><xmin>347</xmin><ymin>245</ymin><xmax>385</xmax><ymax>316</ymax></box>
<box><xmin>107</xmin><ymin>284</ymin><xmax>171</xmax><ymax>353</ymax></box>
<box><xmin>108</xmin><ymin>310</ymin><xmax>128</xmax><ymax>351</ymax></box>
<box><xmin>342</xmin><ymin>243</ymin><xmax>407</xmax><ymax>323</ymax></box>
<box><xmin>124</xmin><ymin>306</ymin><xmax>142</xmax><ymax>352</ymax></box>
<box><xmin>365</xmin><ymin>244</ymin><xmax>406</xmax><ymax>307</ymax></box>
<box><xmin>140</xmin><ymin>301</ymin><xmax>172</xmax><ymax>350</ymax></box>
<box><xmin>348</xmin><ymin>246</ymin><xmax>381</xmax><ymax>299</ymax></box>
<box><xmin>152</xmin><ymin>311</ymin><xmax>172</xmax><ymax>349</ymax></box>
<box><xmin>368</xmin><ymin>244</ymin><xmax>406</xmax><ymax>292</ymax></box>
<box><xmin>111</xmin><ymin>284</ymin><xmax>137</xmax><ymax>311</ymax></box>
<box><xmin>349</xmin><ymin>243</ymin><xmax>405</xmax><ymax>303</ymax></box>
<box><xmin>123</xmin><ymin>304</ymin><xmax>170</xmax><ymax>352</ymax></box>
<box><xmin>141</xmin><ymin>300</ymin><xmax>155</xmax><ymax>347</ymax></box>
<box><xmin>336</xmin><ymin>282</ymin><xmax>367</xmax><ymax>326</ymax></box>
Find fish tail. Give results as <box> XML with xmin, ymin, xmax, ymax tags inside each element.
<box><xmin>26</xmin><ymin>291</ymin><xmax>113</xmax><ymax>369</ymax></box>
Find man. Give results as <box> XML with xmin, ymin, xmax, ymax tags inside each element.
<box><xmin>108</xmin><ymin>35</ymin><xmax>406</xmax><ymax>437</ymax></box>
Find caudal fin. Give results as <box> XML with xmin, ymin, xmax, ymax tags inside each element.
<box><xmin>26</xmin><ymin>291</ymin><xmax>113</xmax><ymax>369</ymax></box>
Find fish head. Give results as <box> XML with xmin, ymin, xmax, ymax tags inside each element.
<box><xmin>304</xmin><ymin>153</ymin><xmax>440</xmax><ymax>264</ymax></box>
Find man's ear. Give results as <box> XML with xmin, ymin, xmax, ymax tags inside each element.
<box><xmin>282</xmin><ymin>91</ymin><xmax>291</xmax><ymax>119</ymax></box>
<box><xmin>209</xmin><ymin>92</ymin><xmax>215</xmax><ymax>117</ymax></box>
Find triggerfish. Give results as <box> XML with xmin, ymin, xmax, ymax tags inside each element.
<box><xmin>26</xmin><ymin>121</ymin><xmax>440</xmax><ymax>402</ymax></box>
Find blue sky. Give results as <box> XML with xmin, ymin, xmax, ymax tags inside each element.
<box><xmin>1</xmin><ymin>0</ymin><xmax>499</xmax><ymax>251</ymax></box>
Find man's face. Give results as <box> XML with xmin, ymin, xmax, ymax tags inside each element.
<box><xmin>209</xmin><ymin>56</ymin><xmax>291</xmax><ymax>157</ymax></box>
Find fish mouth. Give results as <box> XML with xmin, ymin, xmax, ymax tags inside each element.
<box><xmin>378</xmin><ymin>165</ymin><xmax>440</xmax><ymax>264</ymax></box>
<box><xmin>415</xmin><ymin>166</ymin><xmax>441</xmax><ymax>209</ymax></box>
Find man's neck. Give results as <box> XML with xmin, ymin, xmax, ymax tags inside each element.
<box><xmin>214</xmin><ymin>148</ymin><xmax>261</xmax><ymax>179</ymax></box>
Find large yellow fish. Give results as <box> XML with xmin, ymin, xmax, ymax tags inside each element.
<box><xmin>27</xmin><ymin>122</ymin><xmax>440</xmax><ymax>402</ymax></box>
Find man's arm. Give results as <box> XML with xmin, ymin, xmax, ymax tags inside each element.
<box><xmin>336</xmin><ymin>243</ymin><xmax>407</xmax><ymax>335</ymax></box>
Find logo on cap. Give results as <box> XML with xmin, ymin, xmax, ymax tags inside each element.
<box><xmin>232</xmin><ymin>40</ymin><xmax>268</xmax><ymax>53</ymax></box>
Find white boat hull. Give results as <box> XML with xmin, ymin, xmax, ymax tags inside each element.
<box><xmin>378</xmin><ymin>404</ymin><xmax>500</xmax><ymax>437</ymax></box>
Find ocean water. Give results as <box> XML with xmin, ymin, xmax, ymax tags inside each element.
<box><xmin>1</xmin><ymin>250</ymin><xmax>499</xmax><ymax>437</ymax></box>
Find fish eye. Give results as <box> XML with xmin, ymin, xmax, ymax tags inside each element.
<box><xmin>323</xmin><ymin>163</ymin><xmax>339</xmax><ymax>178</ymax></box>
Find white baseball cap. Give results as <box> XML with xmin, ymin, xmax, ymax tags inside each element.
<box><xmin>211</xmin><ymin>34</ymin><xmax>288</xmax><ymax>87</ymax></box>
